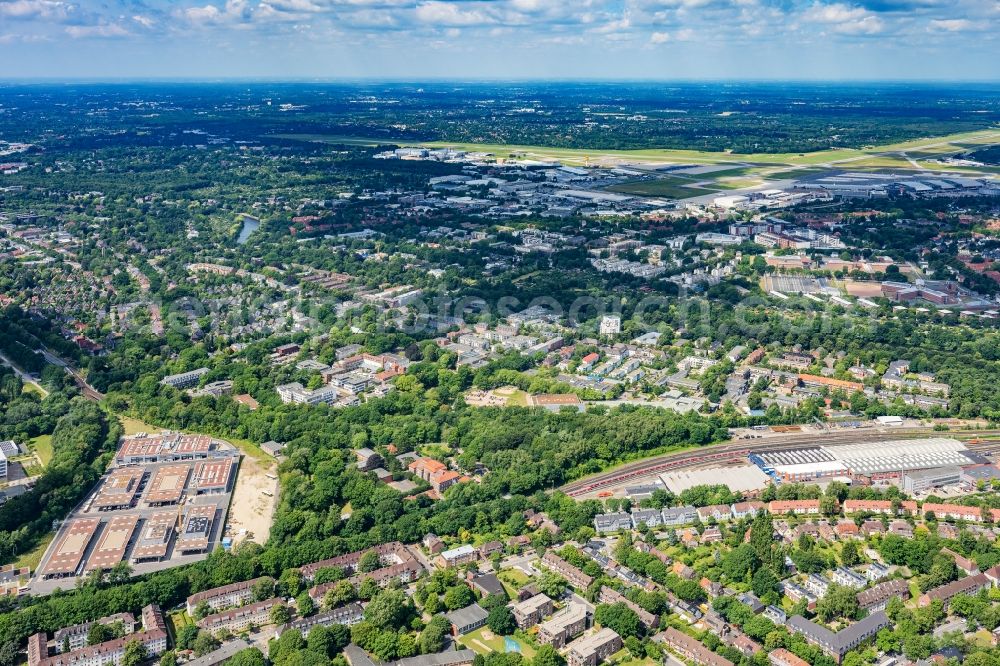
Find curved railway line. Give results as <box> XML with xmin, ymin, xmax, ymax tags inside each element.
<box><xmin>561</xmin><ymin>427</ymin><xmax>1000</xmax><ymax>497</ymax></box>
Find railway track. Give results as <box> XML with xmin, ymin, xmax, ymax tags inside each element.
<box><xmin>561</xmin><ymin>427</ymin><xmax>1000</xmax><ymax>497</ymax></box>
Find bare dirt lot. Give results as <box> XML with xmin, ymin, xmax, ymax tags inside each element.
<box><xmin>226</xmin><ymin>454</ymin><xmax>278</xmax><ymax>546</ymax></box>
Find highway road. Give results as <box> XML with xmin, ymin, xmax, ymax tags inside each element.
<box><xmin>560</xmin><ymin>426</ymin><xmax>1000</xmax><ymax>497</ymax></box>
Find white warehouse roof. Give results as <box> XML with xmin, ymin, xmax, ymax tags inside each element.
<box><xmin>821</xmin><ymin>438</ymin><xmax>974</xmax><ymax>476</ymax></box>
<box><xmin>661</xmin><ymin>465</ymin><xmax>771</xmax><ymax>494</ymax></box>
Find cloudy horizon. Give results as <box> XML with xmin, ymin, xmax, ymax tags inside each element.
<box><xmin>0</xmin><ymin>0</ymin><xmax>998</xmax><ymax>80</ymax></box>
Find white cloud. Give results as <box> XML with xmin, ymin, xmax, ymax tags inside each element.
<box><xmin>66</xmin><ymin>23</ymin><xmax>130</xmax><ymax>37</ymax></box>
<box><xmin>270</xmin><ymin>0</ymin><xmax>323</xmax><ymax>10</ymax></box>
<box><xmin>650</xmin><ymin>30</ymin><xmax>670</xmax><ymax>42</ymax></box>
<box><xmin>801</xmin><ymin>2</ymin><xmax>885</xmax><ymax>33</ymax></box>
<box><xmin>0</xmin><ymin>0</ymin><xmax>71</xmax><ymax>20</ymax></box>
<box><xmin>928</xmin><ymin>17</ymin><xmax>972</xmax><ymax>30</ymax></box>
<box><xmin>591</xmin><ymin>13</ymin><xmax>631</xmax><ymax>33</ymax></box>
<box><xmin>180</xmin><ymin>0</ymin><xmax>251</xmax><ymax>26</ymax></box>
<box><xmin>414</xmin><ymin>1</ymin><xmax>497</xmax><ymax>26</ymax></box>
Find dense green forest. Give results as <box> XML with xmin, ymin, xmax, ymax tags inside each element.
<box><xmin>0</xmin><ymin>368</ymin><xmax>122</xmax><ymax>563</ymax></box>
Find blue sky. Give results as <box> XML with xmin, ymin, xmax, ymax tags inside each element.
<box><xmin>0</xmin><ymin>0</ymin><xmax>997</xmax><ymax>80</ymax></box>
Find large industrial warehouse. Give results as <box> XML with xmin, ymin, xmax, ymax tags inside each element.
<box><xmin>751</xmin><ymin>438</ymin><xmax>986</xmax><ymax>486</ymax></box>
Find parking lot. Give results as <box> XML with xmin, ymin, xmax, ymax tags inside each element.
<box><xmin>28</xmin><ymin>434</ymin><xmax>239</xmax><ymax>596</ymax></box>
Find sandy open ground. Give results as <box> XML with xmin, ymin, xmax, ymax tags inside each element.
<box><xmin>226</xmin><ymin>454</ymin><xmax>278</xmax><ymax>546</ymax></box>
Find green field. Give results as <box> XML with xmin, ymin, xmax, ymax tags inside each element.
<box><xmin>420</xmin><ymin>443</ymin><xmax>453</xmax><ymax>457</ymax></box>
<box><xmin>13</xmin><ymin>532</ymin><xmax>53</xmax><ymax>571</ymax></box>
<box><xmin>458</xmin><ymin>627</ymin><xmax>536</xmax><ymax>658</ymax></box>
<box><xmin>22</xmin><ymin>383</ymin><xmax>47</xmax><ymax>398</ymax></box>
<box><xmin>168</xmin><ymin>610</ymin><xmax>194</xmax><ymax>644</ymax></box>
<box><xmin>609</xmin><ymin>179</ymin><xmax>720</xmax><ymax>199</ymax></box>
<box><xmin>29</xmin><ymin>434</ymin><xmax>53</xmax><ymax>467</ymax></box>
<box><xmin>497</xmin><ymin>568</ymin><xmax>532</xmax><ymax>597</ymax></box>
<box><xmin>119</xmin><ymin>415</ymin><xmax>163</xmax><ymax>436</ymax></box>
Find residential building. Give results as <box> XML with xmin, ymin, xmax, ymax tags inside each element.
<box><xmin>831</xmin><ymin>567</ymin><xmax>867</xmax><ymax>589</ymax></box>
<box><xmin>540</xmin><ymin>552</ymin><xmax>593</xmax><ymax>589</ymax></box>
<box><xmin>28</xmin><ymin>605</ymin><xmax>168</xmax><ymax>666</ymax></box>
<box><xmin>865</xmin><ymin>563</ymin><xmax>890</xmax><ymax>582</ymax></box>
<box><xmin>919</xmin><ymin>573</ymin><xmax>990</xmax><ymax>608</ymax></box>
<box><xmin>197</xmin><ymin>598</ymin><xmax>282</xmax><ymax>634</ymax></box>
<box><xmin>941</xmin><ymin>547</ymin><xmax>979</xmax><ymax>574</ymax></box>
<box><xmin>0</xmin><ymin>440</ymin><xmax>17</xmax><ymax>479</ymax></box>
<box><xmin>763</xmin><ymin>606</ymin><xmax>786</xmax><ymax>624</ymax></box>
<box><xmin>655</xmin><ymin>627</ymin><xmax>734</xmax><ymax>666</ymax></box>
<box><xmin>423</xmin><ymin>534</ymin><xmax>445</xmax><ymax>555</ymax></box>
<box><xmin>769</xmin><ymin>648</ymin><xmax>810</xmax><ymax>666</ymax></box>
<box><xmin>804</xmin><ymin>574</ymin><xmax>830</xmax><ymax>598</ymax></box>
<box><xmin>730</xmin><ymin>633</ymin><xmax>762</xmax><ymax>658</ymax></box>
<box><xmin>597</xmin><ymin>586</ymin><xmax>658</xmax><ymax>629</ymax></box>
<box><xmin>630</xmin><ymin>509</ymin><xmax>662</xmax><ymax>530</ymax></box>
<box><xmin>843</xmin><ymin>500</ymin><xmax>911</xmax><ymax>515</ymax></box>
<box><xmin>661</xmin><ymin>506</ymin><xmax>698</xmax><ymax>526</ymax></box>
<box><xmin>599</xmin><ymin>316</ymin><xmax>621</xmax><ymax>336</ymax></box>
<box><xmin>160</xmin><ymin>367</ymin><xmax>209</xmax><ymax>389</ymax></box>
<box><xmin>768</xmin><ymin>500</ymin><xmax>821</xmax><ymax>515</ymax></box>
<box><xmin>566</xmin><ymin>628</ymin><xmax>621</xmax><ymax>666</ymax></box>
<box><xmin>278</xmin><ymin>603</ymin><xmax>365</xmax><ymax>637</ymax></box>
<box><xmin>857</xmin><ymin>579</ymin><xmax>909</xmax><ymax>612</ymax></box>
<box><xmin>696</xmin><ymin>505</ymin><xmax>732</xmax><ymax>522</ymax></box>
<box><xmin>53</xmin><ymin>614</ymin><xmax>137</xmax><ymax>653</ymax></box>
<box><xmin>786</xmin><ymin>611</ymin><xmax>890</xmax><ymax>663</ymax></box>
<box><xmin>921</xmin><ymin>503</ymin><xmax>984</xmax><ymax>522</ymax></box>
<box><xmin>538</xmin><ymin>603</ymin><xmax>588</xmax><ymax>648</ymax></box>
<box><xmin>436</xmin><ymin>545</ymin><xmax>479</xmax><ymax>569</ymax></box>
<box><xmin>356</xmin><ymin>448</ymin><xmax>383</xmax><ymax>472</ymax></box>
<box><xmin>511</xmin><ymin>594</ymin><xmax>554</xmax><ymax>629</ymax></box>
<box><xmin>730</xmin><ymin>502</ymin><xmax>765</xmax><ymax>519</ymax></box>
<box><xmin>186</xmin><ymin>577</ymin><xmax>272</xmax><ymax>614</ymax></box>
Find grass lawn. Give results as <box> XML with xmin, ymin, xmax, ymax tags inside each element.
<box><xmin>971</xmin><ymin>629</ymin><xmax>994</xmax><ymax>648</ymax></box>
<box><xmin>13</xmin><ymin>532</ymin><xmax>54</xmax><ymax>571</ymax></box>
<box><xmin>505</xmin><ymin>390</ymin><xmax>529</xmax><ymax>407</ymax></box>
<box><xmin>608</xmin><ymin>178</ymin><xmax>720</xmax><ymax>199</ymax></box>
<box><xmin>29</xmin><ymin>434</ymin><xmax>53</xmax><ymax>467</ymax></box>
<box><xmin>119</xmin><ymin>416</ymin><xmax>163</xmax><ymax>436</ymax></box>
<box><xmin>22</xmin><ymin>383</ymin><xmax>48</xmax><ymax>398</ymax></box>
<box><xmin>459</xmin><ymin>627</ymin><xmax>536</xmax><ymax>658</ymax></box>
<box><xmin>168</xmin><ymin>610</ymin><xmax>194</xmax><ymax>644</ymax></box>
<box><xmin>609</xmin><ymin>650</ymin><xmax>655</xmax><ymax>666</ymax></box>
<box><xmin>421</xmin><ymin>443</ymin><xmax>453</xmax><ymax>457</ymax></box>
<box><xmin>228</xmin><ymin>437</ymin><xmax>272</xmax><ymax>463</ymax></box>
<box><xmin>498</xmin><ymin>568</ymin><xmax>531</xmax><ymax>597</ymax></box>
<box><xmin>714</xmin><ymin>177</ymin><xmax>766</xmax><ymax>190</ymax></box>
